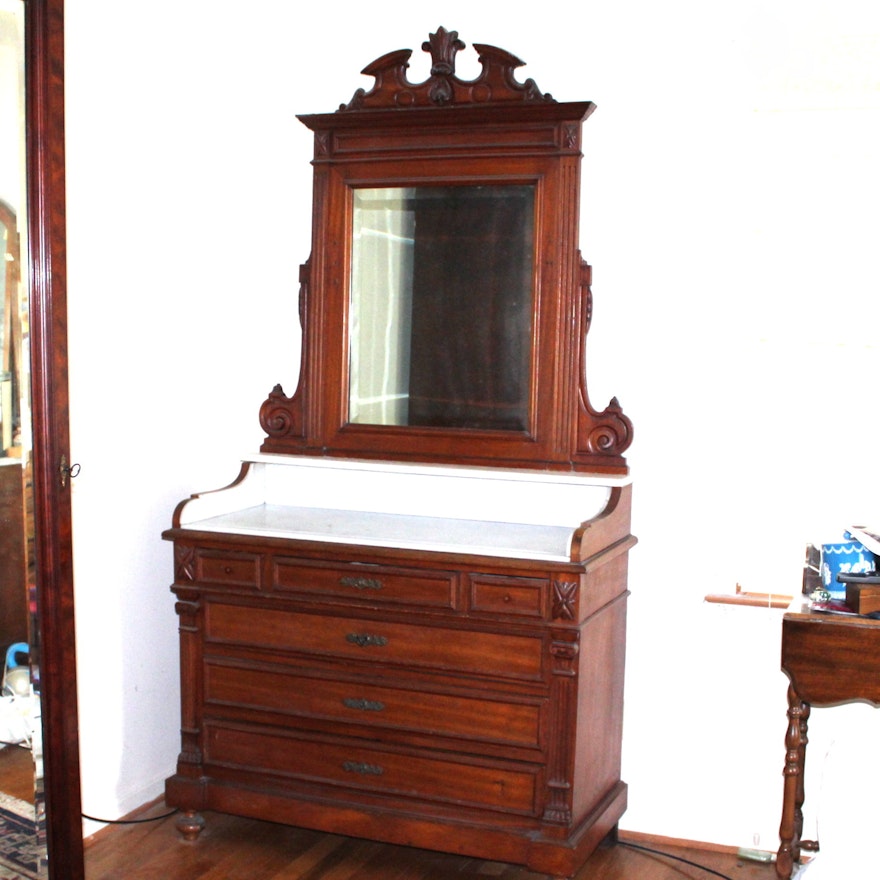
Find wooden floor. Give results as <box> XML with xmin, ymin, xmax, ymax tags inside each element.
<box><xmin>0</xmin><ymin>743</ymin><xmax>35</xmax><ymax>803</ymax></box>
<box><xmin>84</xmin><ymin>804</ymin><xmax>778</xmax><ymax>880</ymax></box>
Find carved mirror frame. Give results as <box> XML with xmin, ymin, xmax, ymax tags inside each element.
<box><xmin>25</xmin><ymin>0</ymin><xmax>85</xmax><ymax>876</ymax></box>
<box><xmin>260</xmin><ymin>28</ymin><xmax>632</xmax><ymax>474</ymax></box>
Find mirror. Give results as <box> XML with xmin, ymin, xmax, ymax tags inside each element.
<box><xmin>260</xmin><ymin>28</ymin><xmax>632</xmax><ymax>473</ymax></box>
<box><xmin>349</xmin><ymin>184</ymin><xmax>535</xmax><ymax>431</ymax></box>
<box><xmin>1</xmin><ymin>0</ymin><xmax>84</xmax><ymax>877</ymax></box>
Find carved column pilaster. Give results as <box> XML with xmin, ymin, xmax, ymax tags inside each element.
<box><xmin>543</xmin><ymin>630</ymin><xmax>580</xmax><ymax>826</ymax></box>
<box><xmin>172</xmin><ymin>549</ymin><xmax>204</xmax><ymax>778</ymax></box>
<box><xmin>175</xmin><ymin>596</ymin><xmax>203</xmax><ymax>771</ymax></box>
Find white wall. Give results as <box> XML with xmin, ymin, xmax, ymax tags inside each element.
<box><xmin>64</xmin><ymin>0</ymin><xmax>880</xmax><ymax>854</ymax></box>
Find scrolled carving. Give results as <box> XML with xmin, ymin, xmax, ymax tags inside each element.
<box><xmin>340</xmin><ymin>27</ymin><xmax>555</xmax><ymax>111</ymax></box>
<box><xmin>574</xmin><ymin>256</ymin><xmax>633</xmax><ymax>462</ymax></box>
<box><xmin>578</xmin><ymin>398</ymin><xmax>634</xmax><ymax>456</ymax></box>
<box><xmin>259</xmin><ymin>384</ymin><xmax>297</xmax><ymax>437</ymax></box>
<box><xmin>259</xmin><ymin>259</ymin><xmax>309</xmax><ymax>445</ymax></box>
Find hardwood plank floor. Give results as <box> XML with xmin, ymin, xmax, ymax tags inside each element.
<box><xmin>0</xmin><ymin>743</ymin><xmax>35</xmax><ymax>803</ymax></box>
<box><xmin>84</xmin><ymin>803</ymin><xmax>778</xmax><ymax>880</ymax></box>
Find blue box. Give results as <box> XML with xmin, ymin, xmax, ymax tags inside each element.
<box><xmin>821</xmin><ymin>541</ymin><xmax>876</xmax><ymax>598</ymax></box>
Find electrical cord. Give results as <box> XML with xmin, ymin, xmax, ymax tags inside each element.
<box><xmin>618</xmin><ymin>841</ymin><xmax>736</xmax><ymax>880</ymax></box>
<box><xmin>81</xmin><ymin>809</ymin><xmax>178</xmax><ymax>825</ymax></box>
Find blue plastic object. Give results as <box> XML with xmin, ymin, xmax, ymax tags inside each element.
<box><xmin>5</xmin><ymin>642</ymin><xmax>28</xmax><ymax>670</ymax></box>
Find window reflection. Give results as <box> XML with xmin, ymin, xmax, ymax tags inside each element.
<box><xmin>349</xmin><ymin>184</ymin><xmax>535</xmax><ymax>431</ymax></box>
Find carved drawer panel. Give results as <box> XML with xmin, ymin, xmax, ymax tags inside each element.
<box><xmin>195</xmin><ymin>549</ymin><xmax>261</xmax><ymax>588</ymax></box>
<box><xmin>204</xmin><ymin>660</ymin><xmax>543</xmax><ymax>750</ymax></box>
<box><xmin>468</xmin><ymin>574</ymin><xmax>547</xmax><ymax>618</ymax></box>
<box><xmin>272</xmin><ymin>558</ymin><xmax>455</xmax><ymax>609</ymax></box>
<box><xmin>205</xmin><ymin>603</ymin><xmax>544</xmax><ymax>682</ymax></box>
<box><xmin>205</xmin><ymin>722</ymin><xmax>541</xmax><ymax>815</ymax></box>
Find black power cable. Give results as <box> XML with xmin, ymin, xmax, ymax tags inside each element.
<box><xmin>81</xmin><ymin>809</ymin><xmax>178</xmax><ymax>825</ymax></box>
<box><xmin>619</xmin><ymin>840</ymin><xmax>737</xmax><ymax>880</ymax></box>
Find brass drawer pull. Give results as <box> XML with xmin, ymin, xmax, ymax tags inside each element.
<box><xmin>343</xmin><ymin>698</ymin><xmax>385</xmax><ymax>712</ymax></box>
<box><xmin>343</xmin><ymin>761</ymin><xmax>384</xmax><ymax>776</ymax></box>
<box><xmin>346</xmin><ymin>633</ymin><xmax>388</xmax><ymax>648</ymax></box>
<box><xmin>339</xmin><ymin>576</ymin><xmax>384</xmax><ymax>591</ymax></box>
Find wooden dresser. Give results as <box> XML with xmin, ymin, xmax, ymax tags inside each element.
<box><xmin>165</xmin><ymin>457</ymin><xmax>634</xmax><ymax>879</ymax></box>
<box><xmin>165</xmin><ymin>28</ymin><xmax>635</xmax><ymax>880</ymax></box>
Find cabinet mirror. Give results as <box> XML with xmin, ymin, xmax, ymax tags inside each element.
<box><xmin>349</xmin><ymin>183</ymin><xmax>534</xmax><ymax>431</ymax></box>
<box><xmin>260</xmin><ymin>27</ymin><xmax>632</xmax><ymax>473</ymax></box>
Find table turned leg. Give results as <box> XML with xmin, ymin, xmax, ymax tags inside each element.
<box><xmin>777</xmin><ymin>684</ymin><xmax>810</xmax><ymax>879</ymax></box>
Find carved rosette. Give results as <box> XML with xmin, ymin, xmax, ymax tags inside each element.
<box><xmin>561</xmin><ymin>122</ymin><xmax>580</xmax><ymax>151</ymax></box>
<box><xmin>552</xmin><ymin>580</ymin><xmax>579</xmax><ymax>620</ymax></box>
<box><xmin>174</xmin><ymin>544</ymin><xmax>196</xmax><ymax>583</ymax></box>
<box><xmin>340</xmin><ymin>27</ymin><xmax>555</xmax><ymax>111</ymax></box>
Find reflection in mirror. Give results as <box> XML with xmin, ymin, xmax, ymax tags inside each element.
<box><xmin>0</xmin><ymin>1</ymin><xmax>46</xmax><ymax>876</ymax></box>
<box><xmin>349</xmin><ymin>184</ymin><xmax>535</xmax><ymax>431</ymax></box>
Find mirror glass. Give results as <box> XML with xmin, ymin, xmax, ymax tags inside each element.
<box><xmin>349</xmin><ymin>184</ymin><xmax>535</xmax><ymax>431</ymax></box>
<box><xmin>0</xmin><ymin>1</ymin><xmax>46</xmax><ymax>874</ymax></box>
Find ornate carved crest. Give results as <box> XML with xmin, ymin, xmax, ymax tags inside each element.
<box><xmin>340</xmin><ymin>27</ymin><xmax>555</xmax><ymax>111</ymax></box>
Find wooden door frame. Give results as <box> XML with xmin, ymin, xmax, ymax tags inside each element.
<box><xmin>25</xmin><ymin>0</ymin><xmax>85</xmax><ymax>876</ymax></box>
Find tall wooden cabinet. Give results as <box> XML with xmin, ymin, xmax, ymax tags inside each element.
<box><xmin>165</xmin><ymin>29</ymin><xmax>635</xmax><ymax>880</ymax></box>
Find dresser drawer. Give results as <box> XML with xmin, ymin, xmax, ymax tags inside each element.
<box><xmin>205</xmin><ymin>723</ymin><xmax>540</xmax><ymax>816</ymax></box>
<box><xmin>196</xmin><ymin>550</ymin><xmax>261</xmax><ymax>588</ymax></box>
<box><xmin>468</xmin><ymin>574</ymin><xmax>546</xmax><ymax>618</ymax></box>
<box><xmin>272</xmin><ymin>559</ymin><xmax>455</xmax><ymax>609</ymax></box>
<box><xmin>206</xmin><ymin>603</ymin><xmax>544</xmax><ymax>682</ymax></box>
<box><xmin>204</xmin><ymin>661</ymin><xmax>543</xmax><ymax>750</ymax></box>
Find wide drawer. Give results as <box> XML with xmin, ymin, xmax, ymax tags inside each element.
<box><xmin>205</xmin><ymin>722</ymin><xmax>541</xmax><ymax>816</ymax></box>
<box><xmin>204</xmin><ymin>660</ymin><xmax>543</xmax><ymax>750</ymax></box>
<box><xmin>205</xmin><ymin>603</ymin><xmax>544</xmax><ymax>682</ymax></box>
<box><xmin>272</xmin><ymin>558</ymin><xmax>455</xmax><ymax>609</ymax></box>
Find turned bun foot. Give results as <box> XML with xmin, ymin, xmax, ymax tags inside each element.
<box><xmin>175</xmin><ymin>810</ymin><xmax>205</xmax><ymax>840</ymax></box>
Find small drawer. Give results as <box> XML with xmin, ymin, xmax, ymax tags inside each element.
<box><xmin>206</xmin><ymin>603</ymin><xmax>544</xmax><ymax>682</ymax></box>
<box><xmin>272</xmin><ymin>559</ymin><xmax>455</xmax><ymax>609</ymax></box>
<box><xmin>196</xmin><ymin>550</ymin><xmax>261</xmax><ymax>588</ymax></box>
<box><xmin>204</xmin><ymin>661</ymin><xmax>543</xmax><ymax>750</ymax></box>
<box><xmin>205</xmin><ymin>723</ymin><xmax>540</xmax><ymax>816</ymax></box>
<box><xmin>469</xmin><ymin>574</ymin><xmax>546</xmax><ymax>618</ymax></box>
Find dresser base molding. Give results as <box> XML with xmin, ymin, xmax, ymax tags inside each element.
<box><xmin>167</xmin><ymin>775</ymin><xmax>626</xmax><ymax>879</ymax></box>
